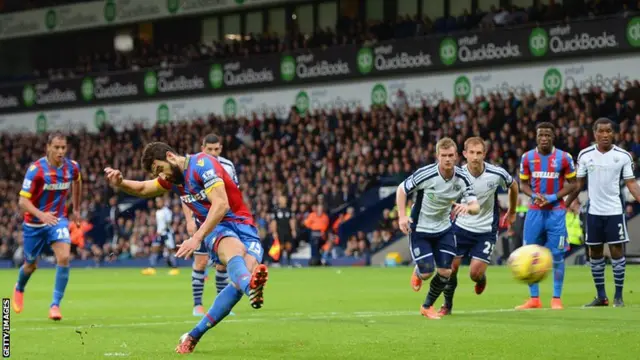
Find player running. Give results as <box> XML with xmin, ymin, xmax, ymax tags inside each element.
<box><xmin>189</xmin><ymin>133</ymin><xmax>239</xmax><ymax>316</ymax></box>
<box><xmin>439</xmin><ymin>137</ymin><xmax>519</xmax><ymax>316</ymax></box>
<box><xmin>396</xmin><ymin>137</ymin><xmax>480</xmax><ymax>320</ymax></box>
<box><xmin>517</xmin><ymin>122</ymin><xmax>577</xmax><ymax>310</ymax></box>
<box><xmin>12</xmin><ymin>132</ymin><xmax>82</xmax><ymax>321</ymax></box>
<box><xmin>566</xmin><ymin>118</ymin><xmax>640</xmax><ymax>307</ymax></box>
<box><xmin>104</xmin><ymin>142</ymin><xmax>267</xmax><ymax>354</ymax></box>
<box><xmin>141</xmin><ymin>197</ymin><xmax>180</xmax><ymax>276</ymax></box>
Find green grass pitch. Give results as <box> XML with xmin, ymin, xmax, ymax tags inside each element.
<box><xmin>3</xmin><ymin>265</ymin><xmax>640</xmax><ymax>359</ymax></box>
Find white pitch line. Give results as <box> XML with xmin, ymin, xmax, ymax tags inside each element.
<box><xmin>10</xmin><ymin>305</ymin><xmax>627</xmax><ymax>332</ymax></box>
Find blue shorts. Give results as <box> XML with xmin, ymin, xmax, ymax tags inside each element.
<box><xmin>452</xmin><ymin>225</ymin><xmax>497</xmax><ymax>264</ymax></box>
<box><xmin>23</xmin><ymin>219</ymin><xmax>70</xmax><ymax>264</ymax></box>
<box><xmin>523</xmin><ymin>209</ymin><xmax>569</xmax><ymax>256</ymax></box>
<box><xmin>204</xmin><ymin>222</ymin><xmax>263</xmax><ymax>264</ymax></box>
<box><xmin>153</xmin><ymin>232</ymin><xmax>176</xmax><ymax>249</ymax></box>
<box><xmin>409</xmin><ymin>228</ymin><xmax>456</xmax><ymax>271</ymax></box>
<box><xmin>585</xmin><ymin>214</ymin><xmax>629</xmax><ymax>246</ymax></box>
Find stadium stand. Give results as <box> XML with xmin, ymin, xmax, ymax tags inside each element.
<box><xmin>2</xmin><ymin>79</ymin><xmax>640</xmax><ymax>266</ymax></box>
<box><xmin>2</xmin><ymin>0</ymin><xmax>634</xmax><ymax>83</ymax></box>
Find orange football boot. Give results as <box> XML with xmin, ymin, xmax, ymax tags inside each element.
<box><xmin>420</xmin><ymin>306</ymin><xmax>442</xmax><ymax>320</ymax></box>
<box><xmin>49</xmin><ymin>305</ymin><xmax>62</xmax><ymax>321</ymax></box>
<box><xmin>248</xmin><ymin>264</ymin><xmax>269</xmax><ymax>309</ymax></box>
<box><xmin>515</xmin><ymin>297</ymin><xmax>542</xmax><ymax>310</ymax></box>
<box><xmin>176</xmin><ymin>333</ymin><xmax>198</xmax><ymax>354</ymax></box>
<box><xmin>12</xmin><ymin>285</ymin><xmax>23</xmax><ymax>314</ymax></box>
<box><xmin>551</xmin><ymin>298</ymin><xmax>564</xmax><ymax>310</ymax></box>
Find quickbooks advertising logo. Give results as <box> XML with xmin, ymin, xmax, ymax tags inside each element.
<box><xmin>294</xmin><ymin>91</ymin><xmax>310</xmax><ymax>114</ymax></box>
<box><xmin>531</xmin><ymin>25</ymin><xmax>618</xmax><ymax>56</ymax></box>
<box><xmin>357</xmin><ymin>45</ymin><xmax>432</xmax><ymax>74</ymax></box>
<box><xmin>36</xmin><ymin>113</ymin><xmax>47</xmax><ymax>133</ymax></box>
<box><xmin>223</xmin><ymin>98</ymin><xmax>237</xmax><ymax>117</ymax></box>
<box><xmin>45</xmin><ymin>9</ymin><xmax>57</xmax><ymax>30</ymax></box>
<box><xmin>626</xmin><ymin>17</ymin><xmax>640</xmax><ymax>47</ymax></box>
<box><xmin>454</xmin><ymin>76</ymin><xmax>471</xmax><ymax>100</ymax></box>
<box><xmin>280</xmin><ymin>54</ymin><xmax>350</xmax><ymax>82</ymax></box>
<box><xmin>104</xmin><ymin>0</ymin><xmax>116</xmax><ymax>22</ymax></box>
<box><xmin>23</xmin><ymin>83</ymin><xmax>77</xmax><ymax>106</ymax></box>
<box><xmin>543</xmin><ymin>68</ymin><xmax>563</xmax><ymax>95</ymax></box>
<box><xmin>83</xmin><ymin>76</ymin><xmax>138</xmax><ymax>100</ymax></box>
<box><xmin>157</xmin><ymin>103</ymin><xmax>170</xmax><ymax>124</ymax></box>
<box><xmin>440</xmin><ymin>35</ymin><xmax>520</xmax><ymax>65</ymax></box>
<box><xmin>210</xmin><ymin>62</ymin><xmax>273</xmax><ymax>88</ymax></box>
<box><xmin>146</xmin><ymin>69</ymin><xmax>205</xmax><ymax>95</ymax></box>
<box><xmin>371</xmin><ymin>84</ymin><xmax>388</xmax><ymax>106</ymax></box>
<box><xmin>94</xmin><ymin>109</ymin><xmax>107</xmax><ymax>129</ymax></box>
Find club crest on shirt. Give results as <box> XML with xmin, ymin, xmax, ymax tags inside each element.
<box><xmin>550</xmin><ymin>158</ymin><xmax>557</xmax><ymax>168</ymax></box>
<box><xmin>613</xmin><ymin>157</ymin><xmax>620</xmax><ymax>163</ymax></box>
<box><xmin>453</xmin><ymin>184</ymin><xmax>461</xmax><ymax>191</ymax></box>
<box><xmin>487</xmin><ymin>181</ymin><xmax>496</xmax><ymax>189</ymax></box>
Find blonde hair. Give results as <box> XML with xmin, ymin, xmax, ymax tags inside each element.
<box><xmin>436</xmin><ymin>137</ymin><xmax>457</xmax><ymax>154</ymax></box>
<box><xmin>464</xmin><ymin>137</ymin><xmax>486</xmax><ymax>151</ymax></box>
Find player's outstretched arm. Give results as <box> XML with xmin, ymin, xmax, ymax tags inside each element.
<box><xmin>181</xmin><ymin>203</ymin><xmax>197</xmax><ymax>236</ymax></box>
<box><xmin>104</xmin><ymin>167</ymin><xmax>167</xmax><ymax>198</ymax></box>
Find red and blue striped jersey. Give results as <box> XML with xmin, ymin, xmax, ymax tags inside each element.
<box><xmin>157</xmin><ymin>152</ymin><xmax>254</xmax><ymax>226</ymax></box>
<box><xmin>519</xmin><ymin>148</ymin><xmax>576</xmax><ymax>210</ymax></box>
<box><xmin>19</xmin><ymin>157</ymin><xmax>81</xmax><ymax>225</ymax></box>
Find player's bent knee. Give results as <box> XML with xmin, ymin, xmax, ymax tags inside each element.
<box><xmin>23</xmin><ymin>262</ymin><xmax>37</xmax><ymax>273</ymax></box>
<box><xmin>469</xmin><ymin>262</ymin><xmax>487</xmax><ymax>282</ymax></box>
<box><xmin>609</xmin><ymin>244</ymin><xmax>625</xmax><ymax>259</ymax></box>
<box><xmin>193</xmin><ymin>254</ymin><xmax>208</xmax><ymax>270</ymax></box>
<box><xmin>437</xmin><ymin>268</ymin><xmax>452</xmax><ymax>278</ymax></box>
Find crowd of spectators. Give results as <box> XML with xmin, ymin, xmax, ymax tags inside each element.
<box><xmin>2</xmin><ymin>76</ymin><xmax>640</xmax><ymax>266</ymax></box>
<box><xmin>8</xmin><ymin>0</ymin><xmax>637</xmax><ymax>83</ymax></box>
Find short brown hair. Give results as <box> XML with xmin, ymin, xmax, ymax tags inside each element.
<box><xmin>141</xmin><ymin>142</ymin><xmax>177</xmax><ymax>173</ymax></box>
<box><xmin>47</xmin><ymin>131</ymin><xmax>67</xmax><ymax>144</ymax></box>
<box><xmin>436</xmin><ymin>137</ymin><xmax>457</xmax><ymax>154</ymax></box>
<box><xmin>464</xmin><ymin>137</ymin><xmax>486</xmax><ymax>151</ymax></box>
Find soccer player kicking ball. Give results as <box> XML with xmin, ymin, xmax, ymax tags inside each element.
<box><xmin>517</xmin><ymin>122</ymin><xmax>577</xmax><ymax>310</ymax></box>
<box><xmin>187</xmin><ymin>133</ymin><xmax>240</xmax><ymax>316</ymax></box>
<box><xmin>12</xmin><ymin>132</ymin><xmax>82</xmax><ymax>321</ymax></box>
<box><xmin>396</xmin><ymin>138</ymin><xmax>480</xmax><ymax>320</ymax></box>
<box><xmin>104</xmin><ymin>142</ymin><xmax>267</xmax><ymax>354</ymax></box>
<box><xmin>566</xmin><ymin>118</ymin><xmax>640</xmax><ymax>307</ymax></box>
<box><xmin>438</xmin><ymin>137</ymin><xmax>519</xmax><ymax>316</ymax></box>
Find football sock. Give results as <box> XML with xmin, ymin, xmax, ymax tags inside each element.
<box><xmin>168</xmin><ymin>253</ymin><xmax>177</xmax><ymax>268</ymax></box>
<box><xmin>51</xmin><ymin>265</ymin><xmax>70</xmax><ymax>307</ymax></box>
<box><xmin>442</xmin><ymin>272</ymin><xmax>458</xmax><ymax>308</ymax></box>
<box><xmin>192</xmin><ymin>269</ymin><xmax>205</xmax><ymax>307</ymax></box>
<box><xmin>589</xmin><ymin>257</ymin><xmax>607</xmax><ymax>299</ymax></box>
<box><xmin>188</xmin><ymin>284</ymin><xmax>243</xmax><ymax>339</ymax></box>
<box><xmin>16</xmin><ymin>265</ymin><xmax>32</xmax><ymax>292</ymax></box>
<box><xmin>215</xmin><ymin>268</ymin><xmax>229</xmax><ymax>295</ymax></box>
<box><xmin>423</xmin><ymin>274</ymin><xmax>448</xmax><ymax>308</ymax></box>
<box><xmin>226</xmin><ymin>256</ymin><xmax>252</xmax><ymax>296</ymax></box>
<box><xmin>528</xmin><ymin>282</ymin><xmax>540</xmax><ymax>298</ymax></box>
<box><xmin>149</xmin><ymin>251</ymin><xmax>158</xmax><ymax>267</ymax></box>
<box><xmin>612</xmin><ymin>256</ymin><xmax>626</xmax><ymax>299</ymax></box>
<box><xmin>552</xmin><ymin>253</ymin><xmax>565</xmax><ymax>298</ymax></box>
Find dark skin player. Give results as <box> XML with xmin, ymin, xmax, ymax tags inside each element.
<box><xmin>520</xmin><ymin>125</ymin><xmax>577</xmax><ymax>207</ymax></box>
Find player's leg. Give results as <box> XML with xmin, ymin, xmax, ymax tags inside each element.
<box><xmin>468</xmin><ymin>234</ymin><xmax>494</xmax><ymax>295</ymax></box>
<box><xmin>439</xmin><ymin>256</ymin><xmax>461</xmax><ymax>315</ymax></box>
<box><xmin>176</xmin><ymin>224</ymin><xmax>266</xmax><ymax>353</ymax></box>
<box><xmin>584</xmin><ymin>214</ymin><xmax>609</xmax><ymax>306</ymax></box>
<box><xmin>515</xmin><ymin>210</ymin><xmax>545</xmax><ymax>310</ymax></box>
<box><xmin>191</xmin><ymin>246</ymin><xmax>208</xmax><ymax>316</ymax></box>
<box><xmin>143</xmin><ymin>238</ymin><xmax>162</xmax><ymax>275</ymax></box>
<box><xmin>421</xmin><ymin>231</ymin><xmax>455</xmax><ymax>320</ymax></box>
<box><xmin>48</xmin><ymin>221</ymin><xmax>72</xmax><ymax>320</ymax></box>
<box><xmin>544</xmin><ymin>210</ymin><xmax>569</xmax><ymax>310</ymax></box>
<box><xmin>608</xmin><ymin>215</ymin><xmax>629</xmax><ymax>307</ymax></box>
<box><xmin>409</xmin><ymin>232</ymin><xmax>435</xmax><ymax>292</ymax></box>
<box><xmin>165</xmin><ymin>233</ymin><xmax>179</xmax><ymax>275</ymax></box>
<box><xmin>13</xmin><ymin>226</ymin><xmax>47</xmax><ymax>313</ymax></box>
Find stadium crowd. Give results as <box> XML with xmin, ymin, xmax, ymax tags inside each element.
<box><xmin>2</xmin><ymin>77</ymin><xmax>640</xmax><ymax>266</ymax></box>
<box><xmin>11</xmin><ymin>0</ymin><xmax>635</xmax><ymax>82</ymax></box>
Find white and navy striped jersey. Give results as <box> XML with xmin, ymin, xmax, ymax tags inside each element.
<box><xmin>401</xmin><ymin>164</ymin><xmax>477</xmax><ymax>234</ymax></box>
<box><xmin>455</xmin><ymin>163</ymin><xmax>513</xmax><ymax>234</ymax></box>
<box><xmin>576</xmin><ymin>145</ymin><xmax>634</xmax><ymax>216</ymax></box>
<box><xmin>217</xmin><ymin>155</ymin><xmax>239</xmax><ymax>186</ymax></box>
<box><xmin>156</xmin><ymin>206</ymin><xmax>173</xmax><ymax>235</ymax></box>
